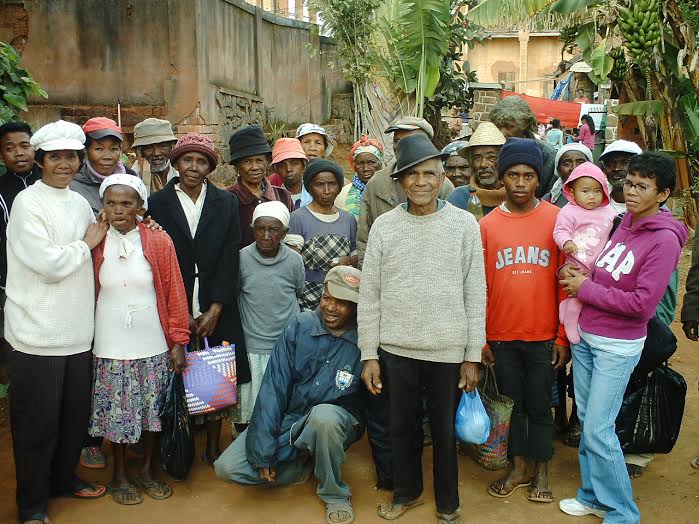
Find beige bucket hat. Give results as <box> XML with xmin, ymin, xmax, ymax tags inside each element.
<box><xmin>132</xmin><ymin>118</ymin><xmax>177</xmax><ymax>148</ymax></box>
<box><xmin>459</xmin><ymin>122</ymin><xmax>506</xmax><ymax>158</ymax></box>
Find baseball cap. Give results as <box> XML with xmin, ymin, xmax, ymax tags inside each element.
<box><xmin>82</xmin><ymin>117</ymin><xmax>124</xmax><ymax>141</ymax></box>
<box><xmin>599</xmin><ymin>140</ymin><xmax>642</xmax><ymax>160</ymax></box>
<box><xmin>324</xmin><ymin>266</ymin><xmax>361</xmax><ymax>304</ymax></box>
<box><xmin>384</xmin><ymin>116</ymin><xmax>434</xmax><ymax>139</ymax></box>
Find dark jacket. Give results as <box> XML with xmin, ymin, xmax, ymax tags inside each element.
<box><xmin>69</xmin><ymin>162</ymin><xmax>138</xmax><ymax>215</ymax></box>
<box><xmin>228</xmin><ymin>180</ymin><xmax>293</xmax><ymax>247</ymax></box>
<box><xmin>245</xmin><ymin>310</ymin><xmax>366</xmax><ymax>469</ymax></box>
<box><xmin>0</xmin><ymin>167</ymin><xmax>41</xmax><ymax>287</ymax></box>
<box><xmin>536</xmin><ymin>139</ymin><xmax>557</xmax><ymax>199</ymax></box>
<box><xmin>148</xmin><ymin>178</ymin><xmax>250</xmax><ymax>383</ymax></box>
<box><xmin>681</xmin><ymin>232</ymin><xmax>699</xmax><ymax>322</ymax></box>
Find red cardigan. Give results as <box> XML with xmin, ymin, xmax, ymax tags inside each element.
<box><xmin>92</xmin><ymin>223</ymin><xmax>190</xmax><ymax>351</ymax></box>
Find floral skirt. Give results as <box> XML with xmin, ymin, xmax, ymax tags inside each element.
<box><xmin>231</xmin><ymin>352</ymin><xmax>271</xmax><ymax>424</ymax></box>
<box><xmin>89</xmin><ymin>353</ymin><xmax>169</xmax><ymax>444</ymax></box>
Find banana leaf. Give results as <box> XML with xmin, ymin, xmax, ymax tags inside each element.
<box><xmin>466</xmin><ymin>0</ymin><xmax>555</xmax><ymax>28</ymax></box>
<box><xmin>547</xmin><ymin>0</ymin><xmax>600</xmax><ymax>14</ymax></box>
<box><xmin>612</xmin><ymin>100</ymin><xmax>665</xmax><ymax>116</ymax></box>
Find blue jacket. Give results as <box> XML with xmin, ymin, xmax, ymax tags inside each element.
<box><xmin>245</xmin><ymin>310</ymin><xmax>366</xmax><ymax>469</ymax></box>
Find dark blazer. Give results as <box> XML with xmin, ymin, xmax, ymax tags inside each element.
<box><xmin>148</xmin><ymin>177</ymin><xmax>250</xmax><ymax>383</ymax></box>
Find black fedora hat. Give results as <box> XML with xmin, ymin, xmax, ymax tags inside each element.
<box><xmin>391</xmin><ymin>133</ymin><xmax>448</xmax><ymax>179</ymax></box>
<box><xmin>228</xmin><ymin>124</ymin><xmax>272</xmax><ymax>165</ymax></box>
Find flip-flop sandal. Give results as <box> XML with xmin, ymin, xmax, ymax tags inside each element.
<box><xmin>564</xmin><ymin>425</ymin><xmax>582</xmax><ymax>447</ymax></box>
<box><xmin>55</xmin><ymin>479</ymin><xmax>107</xmax><ymax>499</ymax></box>
<box><xmin>107</xmin><ymin>483</ymin><xmax>143</xmax><ymax>505</ymax></box>
<box><xmin>690</xmin><ymin>457</ymin><xmax>699</xmax><ymax>470</ymax></box>
<box><xmin>436</xmin><ymin>511</ymin><xmax>463</xmax><ymax>524</ymax></box>
<box><xmin>377</xmin><ymin>496</ymin><xmax>424</xmax><ymax>520</ymax></box>
<box><xmin>487</xmin><ymin>479</ymin><xmax>532</xmax><ymax>498</ymax></box>
<box><xmin>527</xmin><ymin>487</ymin><xmax>553</xmax><ymax>503</ymax></box>
<box><xmin>134</xmin><ymin>478</ymin><xmax>172</xmax><ymax>500</ymax></box>
<box><xmin>326</xmin><ymin>500</ymin><xmax>355</xmax><ymax>524</ymax></box>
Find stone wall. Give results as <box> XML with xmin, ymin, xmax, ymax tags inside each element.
<box><xmin>469</xmin><ymin>84</ymin><xmax>503</xmax><ymax>128</ymax></box>
<box><xmin>0</xmin><ymin>0</ymin><xmax>350</xmax><ymax>165</ymax></box>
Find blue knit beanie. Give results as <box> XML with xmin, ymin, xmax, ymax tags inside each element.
<box><xmin>497</xmin><ymin>137</ymin><xmax>543</xmax><ymax>179</ymax></box>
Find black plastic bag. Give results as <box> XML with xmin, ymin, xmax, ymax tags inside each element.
<box><xmin>158</xmin><ymin>372</ymin><xmax>194</xmax><ymax>480</ymax></box>
<box><xmin>616</xmin><ymin>364</ymin><xmax>687</xmax><ymax>454</ymax></box>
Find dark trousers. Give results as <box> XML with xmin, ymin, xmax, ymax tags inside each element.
<box><xmin>10</xmin><ymin>349</ymin><xmax>92</xmax><ymax>521</ymax></box>
<box><xmin>492</xmin><ymin>341</ymin><xmax>554</xmax><ymax>462</ymax></box>
<box><xmin>383</xmin><ymin>351</ymin><xmax>460</xmax><ymax>514</ymax></box>
<box><xmin>366</xmin><ymin>349</ymin><xmax>393</xmax><ymax>489</ymax></box>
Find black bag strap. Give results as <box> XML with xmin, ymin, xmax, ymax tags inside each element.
<box><xmin>482</xmin><ymin>364</ymin><xmax>500</xmax><ymax>397</ymax></box>
<box><xmin>609</xmin><ymin>214</ymin><xmax>623</xmax><ymax>237</ymax></box>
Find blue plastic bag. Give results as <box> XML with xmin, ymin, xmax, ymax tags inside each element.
<box><xmin>455</xmin><ymin>389</ymin><xmax>491</xmax><ymax>445</ymax></box>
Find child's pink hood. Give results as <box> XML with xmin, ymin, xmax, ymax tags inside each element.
<box><xmin>563</xmin><ymin>161</ymin><xmax>611</xmax><ymax>207</ymax></box>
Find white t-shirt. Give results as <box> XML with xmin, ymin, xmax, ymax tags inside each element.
<box><xmin>93</xmin><ymin>227</ymin><xmax>168</xmax><ymax>360</ymax></box>
<box><xmin>175</xmin><ymin>181</ymin><xmax>207</xmax><ymax>317</ymax></box>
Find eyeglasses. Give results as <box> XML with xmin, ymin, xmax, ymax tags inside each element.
<box><xmin>623</xmin><ymin>180</ymin><xmax>656</xmax><ymax>193</ymax></box>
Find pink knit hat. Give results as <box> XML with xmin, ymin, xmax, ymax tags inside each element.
<box><xmin>272</xmin><ymin>138</ymin><xmax>307</xmax><ymax>165</ymax></box>
<box><xmin>170</xmin><ymin>133</ymin><xmax>218</xmax><ymax>168</ymax></box>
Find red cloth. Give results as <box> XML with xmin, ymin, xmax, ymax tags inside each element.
<box><xmin>267</xmin><ymin>173</ymin><xmax>284</xmax><ymax>187</ymax></box>
<box><xmin>479</xmin><ymin>201</ymin><xmax>568</xmax><ymax>347</ymax></box>
<box><xmin>92</xmin><ymin>223</ymin><xmax>191</xmax><ymax>350</ymax></box>
<box><xmin>501</xmin><ymin>91</ymin><xmax>582</xmax><ymax>129</ymax></box>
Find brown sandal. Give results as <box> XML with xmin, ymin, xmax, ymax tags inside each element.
<box><xmin>527</xmin><ymin>486</ymin><xmax>554</xmax><ymax>503</ymax></box>
<box><xmin>487</xmin><ymin>479</ymin><xmax>532</xmax><ymax>498</ymax></box>
<box><xmin>377</xmin><ymin>496</ymin><xmax>424</xmax><ymax>520</ymax></box>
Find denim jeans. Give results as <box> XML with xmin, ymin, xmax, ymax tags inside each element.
<box><xmin>572</xmin><ymin>339</ymin><xmax>641</xmax><ymax>524</ymax></box>
<box><xmin>214</xmin><ymin>404</ymin><xmax>361</xmax><ymax>503</ymax></box>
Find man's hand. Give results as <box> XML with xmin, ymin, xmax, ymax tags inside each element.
<box><xmin>361</xmin><ymin>359</ymin><xmax>382</xmax><ymax>395</ymax></box>
<box><xmin>258</xmin><ymin>468</ymin><xmax>276</xmax><ymax>482</ymax></box>
<box><xmin>458</xmin><ymin>361</ymin><xmax>479</xmax><ymax>392</ymax></box>
<box><xmin>563</xmin><ymin>240</ymin><xmax>578</xmax><ymax>255</ymax></box>
<box><xmin>683</xmin><ymin>320</ymin><xmax>698</xmax><ymax>341</ymax></box>
<box><xmin>169</xmin><ymin>344</ymin><xmax>187</xmax><ymax>374</ymax></box>
<box><xmin>552</xmin><ymin>344</ymin><xmax>570</xmax><ymax>370</ymax></box>
<box><xmin>481</xmin><ymin>344</ymin><xmax>495</xmax><ymax>366</ymax></box>
<box><xmin>196</xmin><ymin>303</ymin><xmax>222</xmax><ymax>338</ymax></box>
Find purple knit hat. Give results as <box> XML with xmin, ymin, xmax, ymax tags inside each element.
<box><xmin>170</xmin><ymin>133</ymin><xmax>218</xmax><ymax>169</ymax></box>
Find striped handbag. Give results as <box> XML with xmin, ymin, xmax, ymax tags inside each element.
<box><xmin>182</xmin><ymin>338</ymin><xmax>237</xmax><ymax>415</ymax></box>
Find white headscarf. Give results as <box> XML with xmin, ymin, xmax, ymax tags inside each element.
<box><xmin>252</xmin><ymin>201</ymin><xmax>290</xmax><ymax>229</ymax></box>
<box><xmin>99</xmin><ymin>173</ymin><xmax>149</xmax><ymax>211</ymax></box>
<box><xmin>550</xmin><ymin>143</ymin><xmax>594</xmax><ymax>203</ymax></box>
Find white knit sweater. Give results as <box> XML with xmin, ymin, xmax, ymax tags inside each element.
<box><xmin>4</xmin><ymin>181</ymin><xmax>96</xmax><ymax>356</ymax></box>
<box><xmin>358</xmin><ymin>202</ymin><xmax>486</xmax><ymax>364</ymax></box>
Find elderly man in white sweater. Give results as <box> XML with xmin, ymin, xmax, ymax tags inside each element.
<box><xmin>359</xmin><ymin>133</ymin><xmax>486</xmax><ymax>524</ymax></box>
<box><xmin>6</xmin><ymin>121</ymin><xmax>108</xmax><ymax>524</ymax></box>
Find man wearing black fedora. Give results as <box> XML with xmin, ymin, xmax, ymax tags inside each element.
<box><xmin>358</xmin><ymin>133</ymin><xmax>486</xmax><ymax>524</ymax></box>
<box><xmin>228</xmin><ymin>124</ymin><xmax>294</xmax><ymax>247</ymax></box>
<box><xmin>356</xmin><ymin>117</ymin><xmax>454</xmax><ymax>269</ymax></box>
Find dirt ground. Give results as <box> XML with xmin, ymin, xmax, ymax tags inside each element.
<box><xmin>1</xmin><ymin>254</ymin><xmax>698</xmax><ymax>524</ymax></box>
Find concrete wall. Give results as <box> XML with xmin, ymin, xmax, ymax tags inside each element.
<box><xmin>465</xmin><ymin>33</ymin><xmax>571</xmax><ymax>99</ymax></box>
<box><xmin>2</xmin><ymin>0</ymin><xmax>349</xmax><ymax>159</ymax></box>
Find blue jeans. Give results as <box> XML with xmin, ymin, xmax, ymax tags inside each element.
<box><xmin>214</xmin><ymin>404</ymin><xmax>361</xmax><ymax>503</ymax></box>
<box><xmin>572</xmin><ymin>339</ymin><xmax>641</xmax><ymax>524</ymax></box>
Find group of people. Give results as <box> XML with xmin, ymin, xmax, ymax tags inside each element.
<box><xmin>0</xmin><ymin>91</ymin><xmax>694</xmax><ymax>524</ymax></box>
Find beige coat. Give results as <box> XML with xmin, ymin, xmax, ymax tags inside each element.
<box><xmin>357</xmin><ymin>160</ymin><xmax>454</xmax><ymax>268</ymax></box>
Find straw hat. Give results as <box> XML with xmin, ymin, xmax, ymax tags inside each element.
<box><xmin>459</xmin><ymin>122</ymin><xmax>505</xmax><ymax>158</ymax></box>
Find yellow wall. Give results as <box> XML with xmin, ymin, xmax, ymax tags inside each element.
<box><xmin>464</xmin><ymin>33</ymin><xmax>572</xmax><ymax>99</ymax></box>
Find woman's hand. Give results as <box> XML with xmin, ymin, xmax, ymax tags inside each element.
<box><xmin>142</xmin><ymin>216</ymin><xmax>164</xmax><ymax>231</ymax></box>
<box><xmin>83</xmin><ymin>217</ymin><xmax>109</xmax><ymax>250</ymax></box>
<box><xmin>169</xmin><ymin>344</ymin><xmax>187</xmax><ymax>374</ymax></box>
<box><xmin>552</xmin><ymin>344</ymin><xmax>570</xmax><ymax>370</ymax></box>
<box><xmin>560</xmin><ymin>267</ymin><xmax>588</xmax><ymax>297</ymax></box>
<box><xmin>195</xmin><ymin>303</ymin><xmax>223</xmax><ymax>338</ymax></box>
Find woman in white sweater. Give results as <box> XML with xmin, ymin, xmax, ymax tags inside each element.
<box><xmin>5</xmin><ymin>120</ymin><xmax>108</xmax><ymax>524</ymax></box>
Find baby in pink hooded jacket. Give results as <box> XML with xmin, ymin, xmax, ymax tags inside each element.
<box><xmin>553</xmin><ymin>162</ymin><xmax>617</xmax><ymax>343</ymax></box>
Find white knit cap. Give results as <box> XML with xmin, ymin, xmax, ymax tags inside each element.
<box><xmin>600</xmin><ymin>139</ymin><xmax>642</xmax><ymax>160</ymax></box>
<box><xmin>295</xmin><ymin>123</ymin><xmax>328</xmax><ymax>139</ymax></box>
<box><xmin>99</xmin><ymin>173</ymin><xmax>149</xmax><ymax>210</ymax></box>
<box><xmin>252</xmin><ymin>201</ymin><xmax>290</xmax><ymax>228</ymax></box>
<box><xmin>283</xmin><ymin>234</ymin><xmax>305</xmax><ymax>249</ymax></box>
<box><xmin>30</xmin><ymin>120</ymin><xmax>85</xmax><ymax>152</ymax></box>
<box><xmin>555</xmin><ymin>143</ymin><xmax>593</xmax><ymax>169</ymax></box>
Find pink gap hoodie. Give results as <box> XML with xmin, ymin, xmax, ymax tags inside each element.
<box><xmin>552</xmin><ymin>162</ymin><xmax>617</xmax><ymax>271</ymax></box>
<box><xmin>578</xmin><ymin>209</ymin><xmax>688</xmax><ymax>340</ymax></box>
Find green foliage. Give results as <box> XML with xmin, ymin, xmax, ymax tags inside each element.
<box><xmin>377</xmin><ymin>0</ymin><xmax>453</xmax><ymax>117</ymax></box>
<box><xmin>678</xmin><ymin>0</ymin><xmax>699</xmax><ymax>33</ymax></box>
<box><xmin>466</xmin><ymin>0</ymin><xmax>556</xmax><ymax>27</ymax></box>
<box><xmin>612</xmin><ymin>100</ymin><xmax>665</xmax><ymax>116</ymax></box>
<box><xmin>0</xmin><ymin>42</ymin><xmax>47</xmax><ymax>124</ymax></box>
